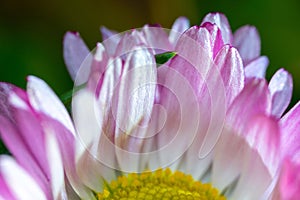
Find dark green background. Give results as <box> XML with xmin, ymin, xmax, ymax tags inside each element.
<box><xmin>0</xmin><ymin>0</ymin><xmax>299</xmax><ymax>153</ymax></box>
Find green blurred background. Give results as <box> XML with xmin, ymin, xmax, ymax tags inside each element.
<box><xmin>0</xmin><ymin>0</ymin><xmax>299</xmax><ymax>155</ymax></box>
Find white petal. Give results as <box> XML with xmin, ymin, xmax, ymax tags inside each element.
<box><xmin>0</xmin><ymin>156</ymin><xmax>47</xmax><ymax>200</ymax></box>
<box><xmin>72</xmin><ymin>89</ymin><xmax>102</xmax><ymax>159</ymax></box>
<box><xmin>45</xmin><ymin>128</ymin><xmax>65</xmax><ymax>200</ymax></box>
<box><xmin>244</xmin><ymin>56</ymin><xmax>269</xmax><ymax>78</ymax></box>
<box><xmin>233</xmin><ymin>25</ymin><xmax>261</xmax><ymax>65</ymax></box>
<box><xmin>27</xmin><ymin>76</ymin><xmax>76</xmax><ymax>135</ymax></box>
<box><xmin>169</xmin><ymin>17</ymin><xmax>190</xmax><ymax>45</ymax></box>
<box><xmin>269</xmin><ymin>69</ymin><xmax>293</xmax><ymax>118</ymax></box>
<box><xmin>212</xmin><ymin>128</ymin><xmax>248</xmax><ymax>191</ymax></box>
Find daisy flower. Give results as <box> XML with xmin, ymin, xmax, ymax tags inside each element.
<box><xmin>0</xmin><ymin>76</ymin><xmax>78</xmax><ymax>200</ymax></box>
<box><xmin>62</xmin><ymin>12</ymin><xmax>299</xmax><ymax>200</ymax></box>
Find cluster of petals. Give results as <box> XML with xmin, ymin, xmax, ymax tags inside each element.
<box><xmin>0</xmin><ymin>12</ymin><xmax>299</xmax><ymax>200</ymax></box>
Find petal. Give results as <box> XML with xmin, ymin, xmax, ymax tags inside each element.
<box><xmin>100</xmin><ymin>26</ymin><xmax>121</xmax><ymax>56</ymax></box>
<box><xmin>214</xmin><ymin>45</ymin><xmax>244</xmax><ymax>106</ymax></box>
<box><xmin>244</xmin><ymin>56</ymin><xmax>269</xmax><ymax>78</ymax></box>
<box><xmin>213</xmin><ymin>114</ymin><xmax>280</xmax><ymax>193</ymax></box>
<box><xmin>145</xmin><ymin>65</ymin><xmax>201</xmax><ymax>173</ymax></box>
<box><xmin>141</xmin><ymin>25</ymin><xmax>173</xmax><ymax>52</ymax></box>
<box><xmin>114</xmin><ymin>47</ymin><xmax>156</xmax><ymax>137</ymax></box>
<box><xmin>0</xmin><ymin>83</ymin><xmax>15</xmax><ymax>120</ymax></box>
<box><xmin>87</xmin><ymin>43</ymin><xmax>110</xmax><ymax>95</ymax></box>
<box><xmin>212</xmin><ymin>127</ymin><xmax>249</xmax><ymax>191</ymax></box>
<box><xmin>72</xmin><ymin>91</ymin><xmax>118</xmax><ymax>192</ymax></box>
<box><xmin>42</xmin><ymin>112</ymin><xmax>96</xmax><ymax>200</ymax></box>
<box><xmin>233</xmin><ymin>25</ymin><xmax>261</xmax><ymax>65</ymax></box>
<box><xmin>174</xmin><ymin>26</ymin><xmax>213</xmax><ymax>78</ymax></box>
<box><xmin>227</xmin><ymin>78</ymin><xmax>271</xmax><ymax>135</ymax></box>
<box><xmin>0</xmin><ymin>115</ymin><xmax>49</xmax><ymax>197</ymax></box>
<box><xmin>113</xmin><ymin>47</ymin><xmax>157</xmax><ymax>172</ymax></box>
<box><xmin>280</xmin><ymin>101</ymin><xmax>300</xmax><ymax>163</ymax></box>
<box><xmin>243</xmin><ymin>115</ymin><xmax>281</xmax><ymax>176</ymax></box>
<box><xmin>269</xmin><ymin>68</ymin><xmax>293</xmax><ymax>118</ymax></box>
<box><xmin>0</xmin><ymin>169</ymin><xmax>16</xmax><ymax>200</ymax></box>
<box><xmin>169</xmin><ymin>16</ymin><xmax>190</xmax><ymax>45</ymax></box>
<box><xmin>277</xmin><ymin>159</ymin><xmax>300</xmax><ymax>200</ymax></box>
<box><xmin>201</xmin><ymin>12</ymin><xmax>233</xmax><ymax>44</ymax></box>
<box><xmin>27</xmin><ymin>76</ymin><xmax>76</xmax><ymax>135</ymax></box>
<box><xmin>44</xmin><ymin>128</ymin><xmax>65</xmax><ymax>200</ymax></box>
<box><xmin>63</xmin><ymin>32</ymin><xmax>90</xmax><ymax>80</ymax></box>
<box><xmin>0</xmin><ymin>156</ymin><xmax>47</xmax><ymax>200</ymax></box>
<box><xmin>231</xmin><ymin>145</ymin><xmax>273</xmax><ymax>199</ymax></box>
<box><xmin>73</xmin><ymin>90</ymin><xmax>102</xmax><ymax>158</ymax></box>
<box><xmin>100</xmin><ymin>26</ymin><xmax>118</xmax><ymax>41</ymax></box>
<box><xmin>202</xmin><ymin>22</ymin><xmax>224</xmax><ymax>58</ymax></box>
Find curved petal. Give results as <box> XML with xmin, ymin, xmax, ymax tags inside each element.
<box><xmin>233</xmin><ymin>25</ymin><xmax>261</xmax><ymax>65</ymax></box>
<box><xmin>244</xmin><ymin>56</ymin><xmax>269</xmax><ymax>78</ymax></box>
<box><xmin>0</xmin><ymin>156</ymin><xmax>47</xmax><ymax>200</ymax></box>
<box><xmin>202</xmin><ymin>22</ymin><xmax>224</xmax><ymax>58</ymax></box>
<box><xmin>27</xmin><ymin>76</ymin><xmax>76</xmax><ymax>135</ymax></box>
<box><xmin>275</xmin><ymin>158</ymin><xmax>300</xmax><ymax>200</ymax></box>
<box><xmin>269</xmin><ymin>69</ymin><xmax>293</xmax><ymax>118</ymax></box>
<box><xmin>63</xmin><ymin>32</ymin><xmax>90</xmax><ymax>80</ymax></box>
<box><xmin>213</xmin><ymin>114</ymin><xmax>279</xmax><ymax>193</ymax></box>
<box><xmin>227</xmin><ymin>78</ymin><xmax>271</xmax><ymax>135</ymax></box>
<box><xmin>169</xmin><ymin>16</ymin><xmax>190</xmax><ymax>45</ymax></box>
<box><xmin>201</xmin><ymin>12</ymin><xmax>233</xmax><ymax>44</ymax></box>
<box><xmin>45</xmin><ymin>129</ymin><xmax>66</xmax><ymax>200</ymax></box>
<box><xmin>42</xmin><ymin>111</ymin><xmax>96</xmax><ymax>200</ymax></box>
<box><xmin>0</xmin><ymin>116</ymin><xmax>48</xmax><ymax>194</ymax></box>
<box><xmin>214</xmin><ymin>45</ymin><xmax>244</xmax><ymax>106</ymax></box>
<box><xmin>174</xmin><ymin>25</ymin><xmax>213</xmax><ymax>78</ymax></box>
<box><xmin>280</xmin><ymin>101</ymin><xmax>300</xmax><ymax>162</ymax></box>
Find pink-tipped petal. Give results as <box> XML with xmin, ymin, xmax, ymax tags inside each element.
<box><xmin>202</xmin><ymin>22</ymin><xmax>224</xmax><ymax>58</ymax></box>
<box><xmin>244</xmin><ymin>115</ymin><xmax>280</xmax><ymax>176</ymax></box>
<box><xmin>0</xmin><ymin>156</ymin><xmax>47</xmax><ymax>200</ymax></box>
<box><xmin>174</xmin><ymin>26</ymin><xmax>213</xmax><ymax>78</ymax></box>
<box><xmin>277</xmin><ymin>159</ymin><xmax>300</xmax><ymax>200</ymax></box>
<box><xmin>227</xmin><ymin>78</ymin><xmax>271</xmax><ymax>134</ymax></box>
<box><xmin>27</xmin><ymin>76</ymin><xmax>76</xmax><ymax>135</ymax></box>
<box><xmin>201</xmin><ymin>12</ymin><xmax>233</xmax><ymax>44</ymax></box>
<box><xmin>63</xmin><ymin>31</ymin><xmax>90</xmax><ymax>80</ymax></box>
<box><xmin>269</xmin><ymin>69</ymin><xmax>293</xmax><ymax>118</ymax></box>
<box><xmin>233</xmin><ymin>25</ymin><xmax>261</xmax><ymax>65</ymax></box>
<box><xmin>0</xmin><ymin>116</ymin><xmax>49</xmax><ymax>197</ymax></box>
<box><xmin>244</xmin><ymin>56</ymin><xmax>269</xmax><ymax>78</ymax></box>
<box><xmin>169</xmin><ymin>16</ymin><xmax>190</xmax><ymax>45</ymax></box>
<box><xmin>280</xmin><ymin>101</ymin><xmax>300</xmax><ymax>162</ymax></box>
<box><xmin>214</xmin><ymin>45</ymin><xmax>244</xmax><ymax>106</ymax></box>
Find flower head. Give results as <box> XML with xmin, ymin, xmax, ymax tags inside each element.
<box><xmin>61</xmin><ymin>12</ymin><xmax>299</xmax><ymax>200</ymax></box>
<box><xmin>0</xmin><ymin>12</ymin><xmax>298</xmax><ymax>200</ymax></box>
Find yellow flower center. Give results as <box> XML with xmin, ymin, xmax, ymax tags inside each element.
<box><xmin>97</xmin><ymin>168</ymin><xmax>226</xmax><ymax>200</ymax></box>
